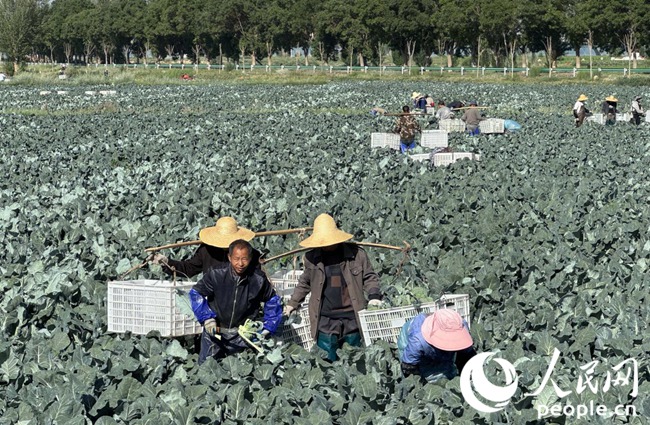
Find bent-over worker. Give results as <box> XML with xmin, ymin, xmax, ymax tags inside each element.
<box><xmin>631</xmin><ymin>96</ymin><xmax>645</xmax><ymax>126</ymax></box>
<box><xmin>190</xmin><ymin>239</ymin><xmax>282</xmax><ymax>364</ymax></box>
<box><xmin>394</xmin><ymin>105</ymin><xmax>421</xmax><ymax>153</ymax></box>
<box><xmin>461</xmin><ymin>101</ymin><xmax>486</xmax><ymax>135</ymax></box>
<box><xmin>399</xmin><ymin>309</ymin><xmax>476</xmax><ymax>383</ymax></box>
<box><xmin>283</xmin><ymin>213</ymin><xmax>383</xmax><ymax>361</ymax></box>
<box><xmin>573</xmin><ymin>94</ymin><xmax>589</xmax><ymax>128</ymax></box>
<box><xmin>150</xmin><ymin>217</ymin><xmax>261</xmax><ymax>277</ymax></box>
<box><xmin>602</xmin><ymin>95</ymin><xmax>618</xmax><ymax>126</ymax></box>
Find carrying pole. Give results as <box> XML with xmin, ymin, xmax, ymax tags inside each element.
<box><xmin>144</xmin><ymin>227</ymin><xmax>313</xmax><ymax>252</ymax></box>
<box><xmin>261</xmin><ymin>241</ymin><xmax>410</xmax><ymax>264</ymax></box>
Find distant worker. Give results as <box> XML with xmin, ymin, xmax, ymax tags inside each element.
<box><xmin>631</xmin><ymin>96</ymin><xmax>645</xmax><ymax>126</ymax></box>
<box><xmin>393</xmin><ymin>105</ymin><xmax>421</xmax><ymax>153</ymax></box>
<box><xmin>447</xmin><ymin>100</ymin><xmax>465</xmax><ymax>111</ymax></box>
<box><xmin>435</xmin><ymin>101</ymin><xmax>453</xmax><ymax>120</ymax></box>
<box><xmin>601</xmin><ymin>95</ymin><xmax>618</xmax><ymax>126</ymax></box>
<box><xmin>461</xmin><ymin>101</ymin><xmax>486</xmax><ymax>135</ymax></box>
<box><xmin>283</xmin><ymin>213</ymin><xmax>383</xmax><ymax>361</ymax></box>
<box><xmin>411</xmin><ymin>92</ymin><xmax>427</xmax><ymax>111</ymax></box>
<box><xmin>425</xmin><ymin>94</ymin><xmax>435</xmax><ymax>110</ymax></box>
<box><xmin>190</xmin><ymin>239</ymin><xmax>282</xmax><ymax>363</ymax></box>
<box><xmin>150</xmin><ymin>217</ymin><xmax>261</xmax><ymax>278</ymax></box>
<box><xmin>573</xmin><ymin>94</ymin><xmax>590</xmax><ymax>127</ymax></box>
<box><xmin>398</xmin><ymin>309</ymin><xmax>476</xmax><ymax>382</ymax></box>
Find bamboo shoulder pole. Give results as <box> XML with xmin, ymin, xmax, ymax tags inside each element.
<box><xmin>261</xmin><ymin>241</ymin><xmax>411</xmax><ymax>264</ymax></box>
<box><xmin>144</xmin><ymin>227</ymin><xmax>313</xmax><ymax>252</ymax></box>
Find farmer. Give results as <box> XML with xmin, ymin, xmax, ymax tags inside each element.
<box><xmin>573</xmin><ymin>94</ymin><xmax>589</xmax><ymax>127</ymax></box>
<box><xmin>411</xmin><ymin>92</ymin><xmax>427</xmax><ymax>111</ymax></box>
<box><xmin>435</xmin><ymin>100</ymin><xmax>453</xmax><ymax>120</ymax></box>
<box><xmin>461</xmin><ymin>101</ymin><xmax>486</xmax><ymax>135</ymax></box>
<box><xmin>189</xmin><ymin>239</ymin><xmax>282</xmax><ymax>364</ymax></box>
<box><xmin>398</xmin><ymin>309</ymin><xmax>476</xmax><ymax>382</ymax></box>
<box><xmin>283</xmin><ymin>213</ymin><xmax>383</xmax><ymax>361</ymax></box>
<box><xmin>393</xmin><ymin>105</ymin><xmax>421</xmax><ymax>153</ymax></box>
<box><xmin>631</xmin><ymin>96</ymin><xmax>645</xmax><ymax>126</ymax></box>
<box><xmin>150</xmin><ymin>216</ymin><xmax>261</xmax><ymax>277</ymax></box>
<box><xmin>447</xmin><ymin>100</ymin><xmax>465</xmax><ymax>111</ymax></box>
<box><xmin>601</xmin><ymin>95</ymin><xmax>618</xmax><ymax>126</ymax></box>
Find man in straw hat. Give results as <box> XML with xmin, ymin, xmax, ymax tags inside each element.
<box><xmin>573</xmin><ymin>94</ymin><xmax>590</xmax><ymax>127</ymax></box>
<box><xmin>601</xmin><ymin>95</ymin><xmax>618</xmax><ymax>126</ymax></box>
<box><xmin>284</xmin><ymin>213</ymin><xmax>383</xmax><ymax>361</ymax></box>
<box><xmin>631</xmin><ymin>95</ymin><xmax>645</xmax><ymax>126</ymax></box>
<box><xmin>189</xmin><ymin>239</ymin><xmax>282</xmax><ymax>364</ymax></box>
<box><xmin>151</xmin><ymin>216</ymin><xmax>261</xmax><ymax>277</ymax></box>
<box><xmin>411</xmin><ymin>92</ymin><xmax>427</xmax><ymax>111</ymax></box>
<box><xmin>398</xmin><ymin>309</ymin><xmax>476</xmax><ymax>382</ymax></box>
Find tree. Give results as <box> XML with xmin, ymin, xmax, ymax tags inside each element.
<box><xmin>386</xmin><ymin>0</ymin><xmax>435</xmax><ymax>67</ymax></box>
<box><xmin>434</xmin><ymin>0</ymin><xmax>479</xmax><ymax>67</ymax></box>
<box><xmin>0</xmin><ymin>0</ymin><xmax>40</xmax><ymax>73</ymax></box>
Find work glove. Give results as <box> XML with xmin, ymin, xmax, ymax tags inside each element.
<box><xmin>258</xmin><ymin>329</ymin><xmax>271</xmax><ymax>339</ymax></box>
<box><xmin>283</xmin><ymin>305</ymin><xmax>295</xmax><ymax>316</ymax></box>
<box><xmin>367</xmin><ymin>299</ymin><xmax>383</xmax><ymax>307</ymax></box>
<box><xmin>401</xmin><ymin>362</ymin><xmax>419</xmax><ymax>377</ymax></box>
<box><xmin>203</xmin><ymin>318</ymin><xmax>217</xmax><ymax>336</ymax></box>
<box><xmin>149</xmin><ymin>253</ymin><xmax>167</xmax><ymax>265</ymax></box>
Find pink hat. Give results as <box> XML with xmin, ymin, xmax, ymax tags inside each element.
<box><xmin>421</xmin><ymin>310</ymin><xmax>473</xmax><ymax>351</ymax></box>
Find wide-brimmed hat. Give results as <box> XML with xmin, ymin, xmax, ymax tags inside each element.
<box><xmin>605</xmin><ymin>95</ymin><xmax>618</xmax><ymax>102</ymax></box>
<box><xmin>421</xmin><ymin>309</ymin><xmax>473</xmax><ymax>351</ymax></box>
<box><xmin>199</xmin><ymin>217</ymin><xmax>255</xmax><ymax>248</ymax></box>
<box><xmin>577</xmin><ymin>94</ymin><xmax>588</xmax><ymax>101</ymax></box>
<box><xmin>411</xmin><ymin>92</ymin><xmax>422</xmax><ymax>99</ymax></box>
<box><xmin>299</xmin><ymin>213</ymin><xmax>353</xmax><ymax>248</ymax></box>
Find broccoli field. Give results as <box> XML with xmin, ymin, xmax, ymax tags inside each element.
<box><xmin>1</xmin><ymin>81</ymin><xmax>649</xmax><ymax>424</ymax></box>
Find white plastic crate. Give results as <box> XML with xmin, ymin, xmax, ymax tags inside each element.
<box><xmin>439</xmin><ymin>119</ymin><xmax>466</xmax><ymax>132</ymax></box>
<box><xmin>358</xmin><ymin>294</ymin><xmax>470</xmax><ymax>346</ymax></box>
<box><xmin>270</xmin><ymin>269</ymin><xmax>303</xmax><ymax>291</ymax></box>
<box><xmin>586</xmin><ymin>113</ymin><xmax>605</xmax><ymax>124</ymax></box>
<box><xmin>433</xmin><ymin>152</ymin><xmax>455</xmax><ymax>167</ymax></box>
<box><xmin>616</xmin><ymin>112</ymin><xmax>631</xmax><ymax>122</ymax></box>
<box><xmin>371</xmin><ymin>132</ymin><xmax>400</xmax><ymax>150</ymax></box>
<box><xmin>279</xmin><ymin>306</ymin><xmax>314</xmax><ymax>350</ymax></box>
<box><xmin>479</xmin><ymin>118</ymin><xmax>505</xmax><ymax>134</ymax></box>
<box><xmin>420</xmin><ymin>130</ymin><xmax>448</xmax><ymax>148</ymax></box>
<box><xmin>646</xmin><ymin>114</ymin><xmax>650</xmax><ymax>123</ymax></box>
<box><xmin>107</xmin><ymin>280</ymin><xmax>201</xmax><ymax>337</ymax></box>
<box><xmin>426</xmin><ymin>106</ymin><xmax>436</xmax><ymax>115</ymax></box>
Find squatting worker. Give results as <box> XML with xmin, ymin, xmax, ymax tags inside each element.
<box><xmin>461</xmin><ymin>100</ymin><xmax>486</xmax><ymax>135</ymax></box>
<box><xmin>573</xmin><ymin>94</ymin><xmax>589</xmax><ymax>127</ymax></box>
<box><xmin>283</xmin><ymin>213</ymin><xmax>383</xmax><ymax>361</ymax></box>
<box><xmin>601</xmin><ymin>95</ymin><xmax>618</xmax><ymax>126</ymax></box>
<box><xmin>394</xmin><ymin>105</ymin><xmax>421</xmax><ymax>153</ymax></box>
<box><xmin>398</xmin><ymin>309</ymin><xmax>476</xmax><ymax>383</ymax></box>
<box><xmin>631</xmin><ymin>95</ymin><xmax>645</xmax><ymax>126</ymax></box>
<box><xmin>150</xmin><ymin>217</ymin><xmax>262</xmax><ymax>277</ymax></box>
<box><xmin>189</xmin><ymin>239</ymin><xmax>282</xmax><ymax>364</ymax></box>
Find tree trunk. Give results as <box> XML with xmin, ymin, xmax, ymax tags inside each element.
<box><xmin>446</xmin><ymin>53</ymin><xmax>452</xmax><ymax>67</ymax></box>
<box><xmin>358</xmin><ymin>52</ymin><xmax>365</xmax><ymax>67</ymax></box>
<box><xmin>574</xmin><ymin>47</ymin><xmax>581</xmax><ymax>68</ymax></box>
<box><xmin>406</xmin><ymin>40</ymin><xmax>416</xmax><ymax>68</ymax></box>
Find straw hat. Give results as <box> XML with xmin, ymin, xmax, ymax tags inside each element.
<box><xmin>577</xmin><ymin>94</ymin><xmax>588</xmax><ymax>101</ymax></box>
<box><xmin>605</xmin><ymin>95</ymin><xmax>618</xmax><ymax>102</ymax></box>
<box><xmin>299</xmin><ymin>213</ymin><xmax>353</xmax><ymax>248</ymax></box>
<box><xmin>421</xmin><ymin>310</ymin><xmax>473</xmax><ymax>351</ymax></box>
<box><xmin>198</xmin><ymin>217</ymin><xmax>255</xmax><ymax>248</ymax></box>
<box><xmin>411</xmin><ymin>92</ymin><xmax>422</xmax><ymax>100</ymax></box>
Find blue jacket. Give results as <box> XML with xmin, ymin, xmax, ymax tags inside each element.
<box><xmin>189</xmin><ymin>266</ymin><xmax>282</xmax><ymax>334</ymax></box>
<box><xmin>401</xmin><ymin>313</ymin><xmax>475</xmax><ymax>371</ymax></box>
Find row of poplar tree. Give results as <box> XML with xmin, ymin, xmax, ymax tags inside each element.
<box><xmin>0</xmin><ymin>0</ymin><xmax>648</xmax><ymax>73</ymax></box>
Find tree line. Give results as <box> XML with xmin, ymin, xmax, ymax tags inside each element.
<box><xmin>0</xmin><ymin>0</ymin><xmax>649</xmax><ymax>74</ymax></box>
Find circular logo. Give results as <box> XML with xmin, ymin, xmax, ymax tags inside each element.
<box><xmin>460</xmin><ymin>352</ymin><xmax>519</xmax><ymax>413</ymax></box>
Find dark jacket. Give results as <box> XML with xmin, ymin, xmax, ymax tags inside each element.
<box><xmin>190</xmin><ymin>266</ymin><xmax>282</xmax><ymax>333</ymax></box>
<box><xmin>287</xmin><ymin>243</ymin><xmax>381</xmax><ymax>339</ymax></box>
<box><xmin>163</xmin><ymin>244</ymin><xmax>262</xmax><ymax>278</ymax></box>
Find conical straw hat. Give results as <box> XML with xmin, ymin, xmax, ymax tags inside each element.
<box><xmin>605</xmin><ymin>95</ymin><xmax>618</xmax><ymax>102</ymax></box>
<box><xmin>299</xmin><ymin>214</ymin><xmax>353</xmax><ymax>248</ymax></box>
<box><xmin>199</xmin><ymin>217</ymin><xmax>255</xmax><ymax>248</ymax></box>
<box><xmin>577</xmin><ymin>94</ymin><xmax>588</xmax><ymax>101</ymax></box>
